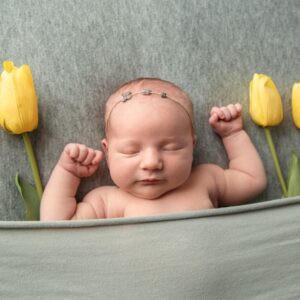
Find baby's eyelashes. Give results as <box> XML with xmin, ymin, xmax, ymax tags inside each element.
<box><xmin>118</xmin><ymin>147</ymin><xmax>140</xmax><ymax>155</ymax></box>
<box><xmin>117</xmin><ymin>144</ymin><xmax>184</xmax><ymax>155</ymax></box>
<box><xmin>162</xmin><ymin>144</ymin><xmax>183</xmax><ymax>151</ymax></box>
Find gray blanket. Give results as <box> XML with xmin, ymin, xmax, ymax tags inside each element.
<box><xmin>1</xmin><ymin>197</ymin><xmax>300</xmax><ymax>299</ymax></box>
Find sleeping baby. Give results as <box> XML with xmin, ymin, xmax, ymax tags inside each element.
<box><xmin>40</xmin><ymin>77</ymin><xmax>267</xmax><ymax>220</ymax></box>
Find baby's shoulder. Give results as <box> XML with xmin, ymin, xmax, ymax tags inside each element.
<box><xmin>191</xmin><ymin>163</ymin><xmax>226</xmax><ymax>204</ymax></box>
<box><xmin>192</xmin><ymin>163</ymin><xmax>228</xmax><ymax>205</ymax></box>
<box><xmin>192</xmin><ymin>163</ymin><xmax>224</xmax><ymax>179</ymax></box>
<box><xmin>83</xmin><ymin>185</ymin><xmax>129</xmax><ymax>218</ymax></box>
<box><xmin>83</xmin><ymin>185</ymin><xmax>114</xmax><ymax>200</ymax></box>
<box><xmin>84</xmin><ymin>185</ymin><xmax>126</xmax><ymax>203</ymax></box>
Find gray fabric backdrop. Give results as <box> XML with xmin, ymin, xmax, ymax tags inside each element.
<box><xmin>0</xmin><ymin>0</ymin><xmax>299</xmax><ymax>220</ymax></box>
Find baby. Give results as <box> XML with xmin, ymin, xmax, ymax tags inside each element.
<box><xmin>40</xmin><ymin>78</ymin><xmax>267</xmax><ymax>220</ymax></box>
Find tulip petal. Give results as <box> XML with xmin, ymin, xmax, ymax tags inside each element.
<box><xmin>3</xmin><ymin>60</ymin><xmax>15</xmax><ymax>73</ymax></box>
<box><xmin>15</xmin><ymin>65</ymin><xmax>38</xmax><ymax>132</ymax></box>
<box><xmin>0</xmin><ymin>61</ymin><xmax>38</xmax><ymax>134</ymax></box>
<box><xmin>0</xmin><ymin>67</ymin><xmax>22</xmax><ymax>133</ymax></box>
<box><xmin>249</xmin><ymin>73</ymin><xmax>283</xmax><ymax>127</ymax></box>
<box><xmin>292</xmin><ymin>82</ymin><xmax>300</xmax><ymax>128</ymax></box>
<box><xmin>1</xmin><ymin>119</ymin><xmax>13</xmax><ymax>134</ymax></box>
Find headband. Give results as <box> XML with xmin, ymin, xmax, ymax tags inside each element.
<box><xmin>105</xmin><ymin>88</ymin><xmax>195</xmax><ymax>131</ymax></box>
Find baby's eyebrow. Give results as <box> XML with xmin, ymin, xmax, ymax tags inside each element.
<box><xmin>116</xmin><ymin>139</ymin><xmax>140</xmax><ymax>146</ymax></box>
<box><xmin>117</xmin><ymin>138</ymin><xmax>186</xmax><ymax>147</ymax></box>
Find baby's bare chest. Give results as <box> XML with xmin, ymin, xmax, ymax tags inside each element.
<box><xmin>122</xmin><ymin>187</ymin><xmax>214</xmax><ymax>218</ymax></box>
<box><xmin>103</xmin><ymin>167</ymin><xmax>217</xmax><ymax>218</ymax></box>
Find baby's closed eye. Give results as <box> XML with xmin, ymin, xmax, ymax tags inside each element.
<box><xmin>162</xmin><ymin>143</ymin><xmax>184</xmax><ymax>151</ymax></box>
<box><xmin>118</xmin><ymin>146</ymin><xmax>140</xmax><ymax>155</ymax></box>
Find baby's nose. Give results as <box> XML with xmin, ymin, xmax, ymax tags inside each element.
<box><xmin>140</xmin><ymin>148</ymin><xmax>163</xmax><ymax>171</ymax></box>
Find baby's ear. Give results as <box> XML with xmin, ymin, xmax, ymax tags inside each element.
<box><xmin>101</xmin><ymin>138</ymin><xmax>108</xmax><ymax>156</ymax></box>
<box><xmin>101</xmin><ymin>138</ymin><xmax>110</xmax><ymax>168</ymax></box>
<box><xmin>192</xmin><ymin>134</ymin><xmax>197</xmax><ymax>146</ymax></box>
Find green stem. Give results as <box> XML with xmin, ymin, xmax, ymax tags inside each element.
<box><xmin>22</xmin><ymin>132</ymin><xmax>43</xmax><ymax>199</ymax></box>
<box><xmin>264</xmin><ymin>127</ymin><xmax>288</xmax><ymax>197</ymax></box>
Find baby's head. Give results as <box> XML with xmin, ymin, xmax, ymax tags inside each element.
<box><xmin>102</xmin><ymin>78</ymin><xmax>196</xmax><ymax>199</ymax></box>
<box><xmin>104</xmin><ymin>78</ymin><xmax>195</xmax><ymax>134</ymax></box>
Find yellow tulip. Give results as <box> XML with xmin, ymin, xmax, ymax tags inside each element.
<box><xmin>0</xmin><ymin>60</ymin><xmax>38</xmax><ymax>134</ymax></box>
<box><xmin>0</xmin><ymin>60</ymin><xmax>42</xmax><ymax>215</ymax></box>
<box><xmin>292</xmin><ymin>82</ymin><xmax>300</xmax><ymax>128</ymax></box>
<box><xmin>249</xmin><ymin>73</ymin><xmax>287</xmax><ymax>197</ymax></box>
<box><xmin>249</xmin><ymin>73</ymin><xmax>283</xmax><ymax>127</ymax></box>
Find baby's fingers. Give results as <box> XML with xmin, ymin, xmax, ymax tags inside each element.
<box><xmin>81</xmin><ymin>148</ymin><xmax>97</xmax><ymax>165</ymax></box>
<box><xmin>226</xmin><ymin>104</ymin><xmax>239</xmax><ymax>119</ymax></box>
<box><xmin>210</xmin><ymin>106</ymin><xmax>229</xmax><ymax>121</ymax></box>
<box><xmin>86</xmin><ymin>151</ymin><xmax>103</xmax><ymax>175</ymax></box>
<box><xmin>209</xmin><ymin>106</ymin><xmax>229</xmax><ymax>124</ymax></box>
<box><xmin>65</xmin><ymin>143</ymin><xmax>80</xmax><ymax>158</ymax></box>
<box><xmin>75</xmin><ymin>144</ymin><xmax>89</xmax><ymax>162</ymax></box>
<box><xmin>210</xmin><ymin>104</ymin><xmax>242</xmax><ymax>121</ymax></box>
<box><xmin>208</xmin><ymin>111</ymin><xmax>219</xmax><ymax>126</ymax></box>
<box><xmin>82</xmin><ymin>149</ymin><xmax>103</xmax><ymax>166</ymax></box>
<box><xmin>92</xmin><ymin>150</ymin><xmax>103</xmax><ymax>165</ymax></box>
<box><xmin>65</xmin><ymin>144</ymin><xmax>94</xmax><ymax>163</ymax></box>
<box><xmin>228</xmin><ymin>103</ymin><xmax>242</xmax><ymax>117</ymax></box>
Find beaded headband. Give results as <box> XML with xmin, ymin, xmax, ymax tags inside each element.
<box><xmin>105</xmin><ymin>88</ymin><xmax>195</xmax><ymax>131</ymax></box>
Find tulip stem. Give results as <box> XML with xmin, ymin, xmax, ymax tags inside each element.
<box><xmin>22</xmin><ymin>132</ymin><xmax>43</xmax><ymax>199</ymax></box>
<box><xmin>264</xmin><ymin>127</ymin><xmax>288</xmax><ymax>197</ymax></box>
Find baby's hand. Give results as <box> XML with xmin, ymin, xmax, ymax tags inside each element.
<box><xmin>209</xmin><ymin>103</ymin><xmax>243</xmax><ymax>138</ymax></box>
<box><xmin>58</xmin><ymin>143</ymin><xmax>103</xmax><ymax>178</ymax></box>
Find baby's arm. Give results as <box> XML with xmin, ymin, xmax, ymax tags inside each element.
<box><xmin>208</xmin><ymin>104</ymin><xmax>267</xmax><ymax>206</ymax></box>
<box><xmin>40</xmin><ymin>143</ymin><xmax>103</xmax><ymax>220</ymax></box>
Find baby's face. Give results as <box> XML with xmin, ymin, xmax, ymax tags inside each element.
<box><xmin>102</xmin><ymin>82</ymin><xmax>195</xmax><ymax>200</ymax></box>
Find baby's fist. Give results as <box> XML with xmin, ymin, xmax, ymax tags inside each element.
<box><xmin>58</xmin><ymin>143</ymin><xmax>103</xmax><ymax>178</ymax></box>
<box><xmin>209</xmin><ymin>103</ymin><xmax>243</xmax><ymax>138</ymax></box>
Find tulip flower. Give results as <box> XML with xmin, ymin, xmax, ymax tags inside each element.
<box><xmin>288</xmin><ymin>83</ymin><xmax>300</xmax><ymax>198</ymax></box>
<box><xmin>249</xmin><ymin>73</ymin><xmax>287</xmax><ymax>197</ymax></box>
<box><xmin>250</xmin><ymin>74</ymin><xmax>283</xmax><ymax>126</ymax></box>
<box><xmin>0</xmin><ymin>60</ymin><xmax>42</xmax><ymax>220</ymax></box>
<box><xmin>292</xmin><ymin>82</ymin><xmax>300</xmax><ymax>128</ymax></box>
<box><xmin>0</xmin><ymin>60</ymin><xmax>38</xmax><ymax>134</ymax></box>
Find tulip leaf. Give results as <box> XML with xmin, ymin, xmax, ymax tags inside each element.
<box><xmin>287</xmin><ymin>152</ymin><xmax>300</xmax><ymax>197</ymax></box>
<box><xmin>15</xmin><ymin>173</ymin><xmax>40</xmax><ymax>221</ymax></box>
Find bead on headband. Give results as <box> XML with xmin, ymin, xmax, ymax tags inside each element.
<box><xmin>105</xmin><ymin>89</ymin><xmax>195</xmax><ymax>131</ymax></box>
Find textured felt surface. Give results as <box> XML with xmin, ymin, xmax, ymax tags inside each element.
<box><xmin>0</xmin><ymin>0</ymin><xmax>299</xmax><ymax>220</ymax></box>
<box><xmin>1</xmin><ymin>197</ymin><xmax>300</xmax><ymax>299</ymax></box>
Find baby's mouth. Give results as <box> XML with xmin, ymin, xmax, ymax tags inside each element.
<box><xmin>139</xmin><ymin>178</ymin><xmax>164</xmax><ymax>185</ymax></box>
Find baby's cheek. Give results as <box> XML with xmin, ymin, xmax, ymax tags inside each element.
<box><xmin>110</xmin><ymin>169</ymin><xmax>128</xmax><ymax>188</ymax></box>
<box><xmin>109</xmin><ymin>159</ymin><xmax>135</xmax><ymax>187</ymax></box>
<box><xmin>165</xmin><ymin>157</ymin><xmax>192</xmax><ymax>181</ymax></box>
